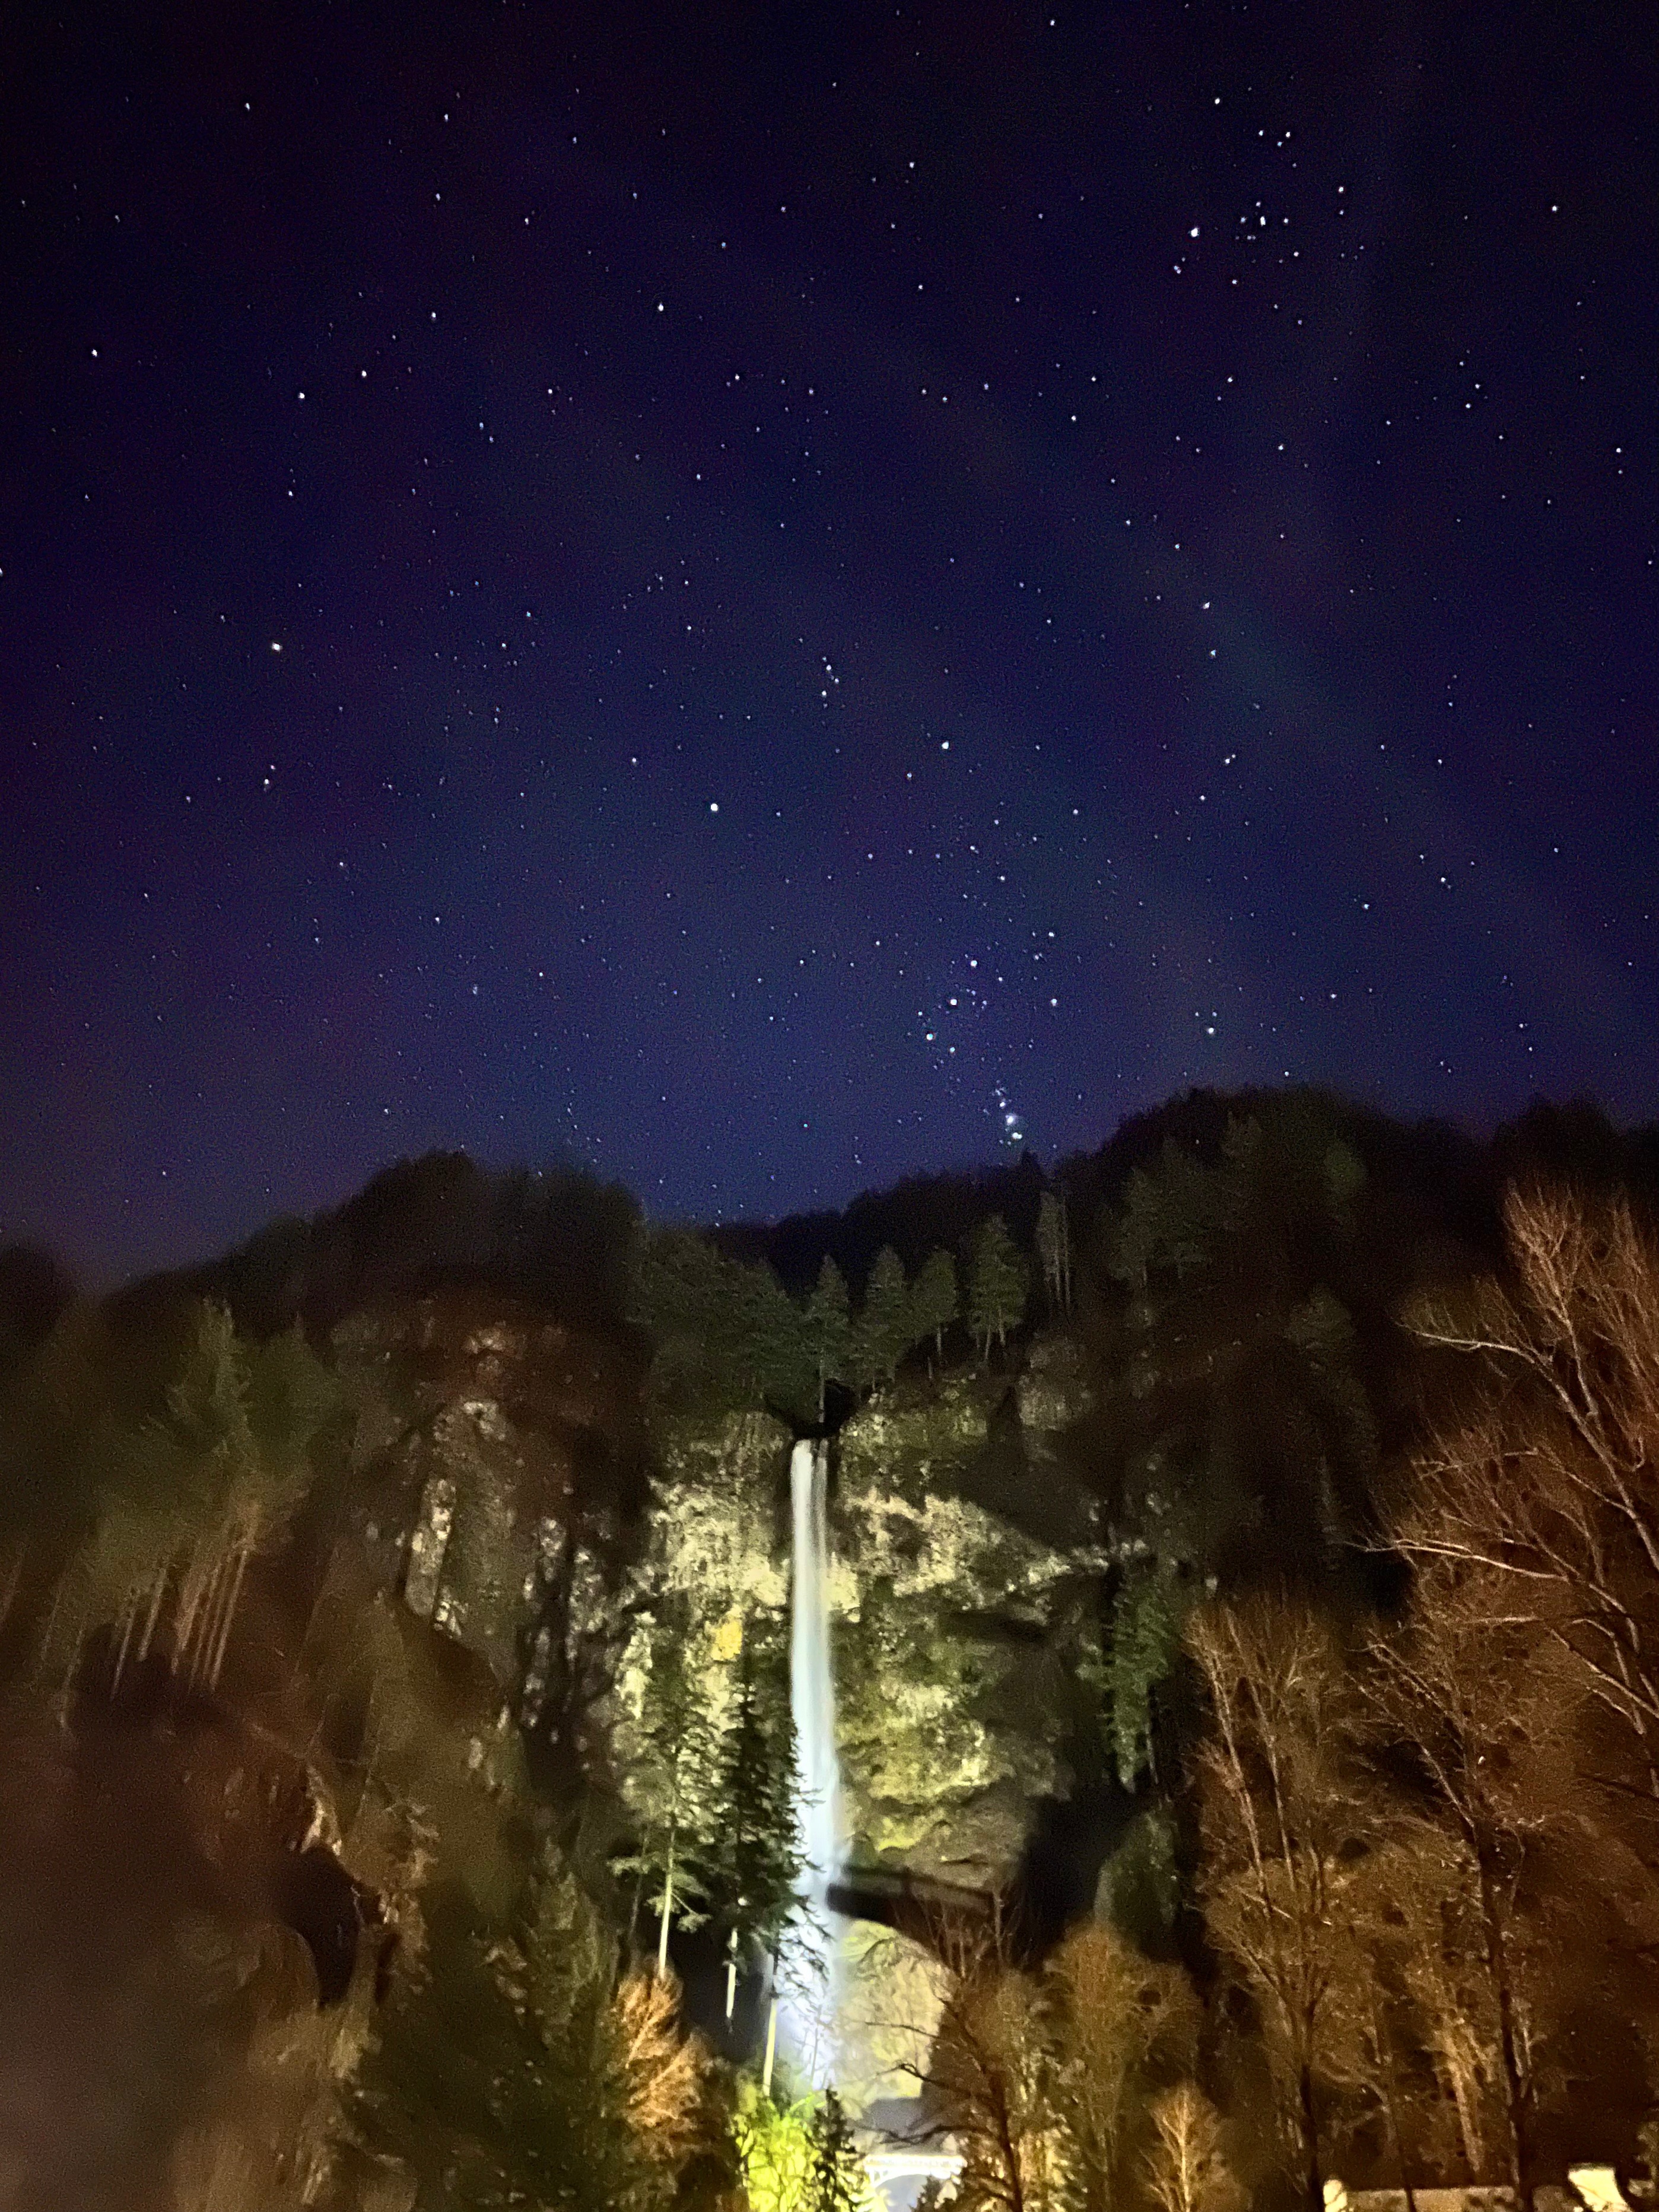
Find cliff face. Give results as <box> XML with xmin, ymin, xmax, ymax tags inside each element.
<box><xmin>334</xmin><ymin>1291</ymin><xmax>1101</xmax><ymax>1902</ymax></box>
<box><xmin>612</xmin><ymin>1337</ymin><xmax>1099</xmax><ymax>1900</ymax></box>
<box><xmin>333</xmin><ymin>1284</ymin><xmax>648</xmax><ymax>1778</ymax></box>
<box><xmin>834</xmin><ymin>1357</ymin><xmax>1101</xmax><ymax>1889</ymax></box>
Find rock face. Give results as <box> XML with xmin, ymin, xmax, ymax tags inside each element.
<box><xmin>619</xmin><ymin>1338</ymin><xmax>1099</xmax><ymax>1898</ymax></box>
<box><xmin>335</xmin><ymin>1287</ymin><xmax>1099</xmax><ymax>1898</ymax></box>
<box><xmin>833</xmin><ymin>1350</ymin><xmax>1099</xmax><ymax>1890</ymax></box>
<box><xmin>333</xmin><ymin>1285</ymin><xmax>647</xmax><ymax>1766</ymax></box>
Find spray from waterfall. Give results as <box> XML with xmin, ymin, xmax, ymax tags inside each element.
<box><xmin>776</xmin><ymin>1436</ymin><xmax>844</xmax><ymax>2089</ymax></box>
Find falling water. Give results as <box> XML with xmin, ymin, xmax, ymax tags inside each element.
<box><xmin>777</xmin><ymin>1436</ymin><xmax>844</xmax><ymax>2087</ymax></box>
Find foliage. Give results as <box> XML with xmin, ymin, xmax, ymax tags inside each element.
<box><xmin>852</xmin><ymin>1248</ymin><xmax>915</xmax><ymax>1394</ymax></box>
<box><xmin>967</xmin><ymin>1216</ymin><xmax>1028</xmax><ymax>1365</ymax></box>
<box><xmin>43</xmin><ymin>1301</ymin><xmax>338</xmax><ymax>1699</ymax></box>
<box><xmin>355</xmin><ymin>1852</ymin><xmax>710</xmax><ymax>2212</ymax></box>
<box><xmin>911</xmin><ymin>1248</ymin><xmax>959</xmax><ymax>1363</ymax></box>
<box><xmin>734</xmin><ymin>2083</ymin><xmax>874</xmax><ymax>2212</ymax></box>
<box><xmin>735</xmin><ymin>2082</ymin><xmax>820</xmax><ymax>2212</ymax></box>
<box><xmin>615</xmin><ymin>1590</ymin><xmax>724</xmax><ymax>1972</ymax></box>
<box><xmin>1107</xmin><ymin>1556</ymin><xmax>1189</xmax><ymax>1788</ymax></box>
<box><xmin>804</xmin><ymin>1258</ymin><xmax>853</xmax><ymax>1422</ymax></box>
<box><xmin>707</xmin><ymin>1612</ymin><xmax>805</xmax><ymax>2008</ymax></box>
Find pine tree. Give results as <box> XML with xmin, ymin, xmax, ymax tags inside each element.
<box><xmin>45</xmin><ymin>1302</ymin><xmax>336</xmax><ymax>1705</ymax></box>
<box><xmin>803</xmin><ymin>1258</ymin><xmax>851</xmax><ymax>1422</ymax></box>
<box><xmin>851</xmin><ymin>1248</ymin><xmax>912</xmax><ymax>1394</ymax></box>
<box><xmin>806</xmin><ymin>2089</ymin><xmax>869</xmax><ymax>2212</ymax></box>
<box><xmin>967</xmin><ymin>1216</ymin><xmax>1028</xmax><ymax>1365</ymax></box>
<box><xmin>616</xmin><ymin>1593</ymin><xmax>720</xmax><ymax>1976</ymax></box>
<box><xmin>707</xmin><ymin>1612</ymin><xmax>805</xmax><ymax>2024</ymax></box>
<box><xmin>736</xmin><ymin>1260</ymin><xmax>816</xmax><ymax>1418</ymax></box>
<box><xmin>910</xmin><ymin>1249</ymin><xmax>958</xmax><ymax>1366</ymax></box>
<box><xmin>1035</xmin><ymin>1189</ymin><xmax>1072</xmax><ymax>1316</ymax></box>
<box><xmin>1108</xmin><ymin>1557</ymin><xmax>1188</xmax><ymax>1788</ymax></box>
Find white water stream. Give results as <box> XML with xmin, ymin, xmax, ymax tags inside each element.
<box><xmin>777</xmin><ymin>1436</ymin><xmax>846</xmax><ymax>2089</ymax></box>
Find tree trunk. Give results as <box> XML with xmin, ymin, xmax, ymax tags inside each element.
<box><xmin>1476</xmin><ymin>1843</ymin><xmax>1534</xmax><ymax>2212</ymax></box>
<box><xmin>110</xmin><ymin>1590</ymin><xmax>139</xmax><ymax>1695</ymax></box>
<box><xmin>0</xmin><ymin>1539</ymin><xmax>24</xmax><ymax>1634</ymax></box>
<box><xmin>656</xmin><ymin>1853</ymin><xmax>675</xmax><ymax>1979</ymax></box>
<box><xmin>1377</xmin><ymin>2043</ymin><xmax>1419</xmax><ymax>2212</ymax></box>
<box><xmin>762</xmin><ymin>1985</ymin><xmax>779</xmax><ymax>2099</ymax></box>
<box><xmin>209</xmin><ymin>1542</ymin><xmax>250</xmax><ymax>1690</ymax></box>
<box><xmin>1298</xmin><ymin>2057</ymin><xmax>1323</xmax><ymax>2212</ymax></box>
<box><xmin>136</xmin><ymin>1563</ymin><xmax>169</xmax><ymax>1664</ymax></box>
<box><xmin>1439</xmin><ymin>2043</ymin><xmax>1483</xmax><ymax>2182</ymax></box>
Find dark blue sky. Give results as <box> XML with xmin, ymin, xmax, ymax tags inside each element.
<box><xmin>2</xmin><ymin>0</ymin><xmax>1655</xmax><ymax>1283</ymax></box>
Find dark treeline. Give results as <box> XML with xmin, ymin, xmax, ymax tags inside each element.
<box><xmin>1</xmin><ymin>1086</ymin><xmax>1658</xmax><ymax>2211</ymax></box>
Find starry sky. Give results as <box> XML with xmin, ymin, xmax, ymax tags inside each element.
<box><xmin>2</xmin><ymin>0</ymin><xmax>1655</xmax><ymax>1284</ymax></box>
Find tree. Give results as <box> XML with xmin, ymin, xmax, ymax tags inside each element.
<box><xmin>1144</xmin><ymin>2085</ymin><xmax>1238</xmax><ymax>2212</ymax></box>
<box><xmin>1404</xmin><ymin>1183</ymin><xmax>1659</xmax><ymax>1811</ymax></box>
<box><xmin>1107</xmin><ymin>1557</ymin><xmax>1189</xmax><ymax>1789</ymax></box>
<box><xmin>917</xmin><ymin>1914</ymin><xmax>1059</xmax><ymax>2212</ymax></box>
<box><xmin>43</xmin><ymin>1302</ymin><xmax>337</xmax><ymax>1704</ymax></box>
<box><xmin>707</xmin><ymin>1612</ymin><xmax>804</xmax><ymax>2026</ymax></box>
<box><xmin>807</xmin><ymin>2089</ymin><xmax>870</xmax><ymax>2212</ymax></box>
<box><xmin>1186</xmin><ymin>1596</ymin><xmax>1374</xmax><ymax>2212</ymax></box>
<box><xmin>911</xmin><ymin>1250</ymin><xmax>958</xmax><ymax>1366</ymax></box>
<box><xmin>616</xmin><ymin>1593</ymin><xmax>722</xmax><ymax>1977</ymax></box>
<box><xmin>852</xmin><ymin>1248</ymin><xmax>914</xmax><ymax>1394</ymax></box>
<box><xmin>803</xmin><ymin>1258</ymin><xmax>852</xmax><ymax>1422</ymax></box>
<box><xmin>1045</xmin><ymin>1922</ymin><xmax>1196</xmax><ymax>2212</ymax></box>
<box><xmin>631</xmin><ymin>1229</ymin><xmax>812</xmax><ymax>1416</ymax></box>
<box><xmin>1327</xmin><ymin>1829</ymin><xmax>1488</xmax><ymax>2193</ymax></box>
<box><xmin>1362</xmin><ymin>1523</ymin><xmax>1587</xmax><ymax>2211</ymax></box>
<box><xmin>1102</xmin><ymin>1105</ymin><xmax>1380</xmax><ymax>1585</ymax></box>
<box><xmin>1372</xmin><ymin>1182</ymin><xmax>1659</xmax><ymax>2205</ymax></box>
<box><xmin>1035</xmin><ymin>1191</ymin><xmax>1072</xmax><ymax>1317</ymax></box>
<box><xmin>967</xmin><ymin>1218</ymin><xmax>1028</xmax><ymax>1366</ymax></box>
<box><xmin>355</xmin><ymin>1851</ymin><xmax>709</xmax><ymax>2212</ymax></box>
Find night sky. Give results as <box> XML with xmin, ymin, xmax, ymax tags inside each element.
<box><xmin>2</xmin><ymin>1</ymin><xmax>1655</xmax><ymax>1284</ymax></box>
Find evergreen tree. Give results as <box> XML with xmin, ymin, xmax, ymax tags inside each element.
<box><xmin>616</xmin><ymin>1593</ymin><xmax>720</xmax><ymax>1976</ymax></box>
<box><xmin>806</xmin><ymin>2088</ymin><xmax>869</xmax><ymax>2212</ymax></box>
<box><xmin>1035</xmin><ymin>1189</ymin><xmax>1073</xmax><ymax>1315</ymax></box>
<box><xmin>910</xmin><ymin>1249</ymin><xmax>958</xmax><ymax>1366</ymax></box>
<box><xmin>802</xmin><ymin>1258</ymin><xmax>851</xmax><ymax>1422</ymax></box>
<box><xmin>736</xmin><ymin>1260</ymin><xmax>816</xmax><ymax>1418</ymax></box>
<box><xmin>44</xmin><ymin>1302</ymin><xmax>336</xmax><ymax>1703</ymax></box>
<box><xmin>357</xmin><ymin>1851</ymin><xmax>707</xmax><ymax>2212</ymax></box>
<box><xmin>967</xmin><ymin>1216</ymin><xmax>1028</xmax><ymax>1365</ymax></box>
<box><xmin>851</xmin><ymin>1247</ymin><xmax>912</xmax><ymax>1394</ymax></box>
<box><xmin>1108</xmin><ymin>1557</ymin><xmax>1189</xmax><ymax>1788</ymax></box>
<box><xmin>707</xmin><ymin>1612</ymin><xmax>805</xmax><ymax>2023</ymax></box>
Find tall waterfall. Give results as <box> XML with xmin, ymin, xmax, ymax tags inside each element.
<box><xmin>778</xmin><ymin>1436</ymin><xmax>845</xmax><ymax>2088</ymax></box>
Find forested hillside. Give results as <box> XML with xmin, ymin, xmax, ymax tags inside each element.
<box><xmin>1</xmin><ymin>1088</ymin><xmax>1658</xmax><ymax>2211</ymax></box>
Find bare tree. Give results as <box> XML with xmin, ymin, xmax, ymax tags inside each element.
<box><xmin>904</xmin><ymin>1912</ymin><xmax>1059</xmax><ymax>2212</ymax></box>
<box><xmin>1186</xmin><ymin>1596</ymin><xmax>1375</xmax><ymax>2212</ymax></box>
<box><xmin>1404</xmin><ymin>1185</ymin><xmax>1659</xmax><ymax>1811</ymax></box>
<box><xmin>1364</xmin><ymin>1504</ymin><xmax>1586</xmax><ymax>2212</ymax></box>
<box><xmin>1366</xmin><ymin>1182</ymin><xmax>1659</xmax><ymax>2205</ymax></box>
<box><xmin>1044</xmin><ymin>1921</ymin><xmax>1196</xmax><ymax>2212</ymax></box>
<box><xmin>1144</xmin><ymin>2083</ymin><xmax>1241</xmax><ymax>2212</ymax></box>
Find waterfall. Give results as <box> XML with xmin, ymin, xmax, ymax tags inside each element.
<box><xmin>777</xmin><ymin>1436</ymin><xmax>845</xmax><ymax>2088</ymax></box>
